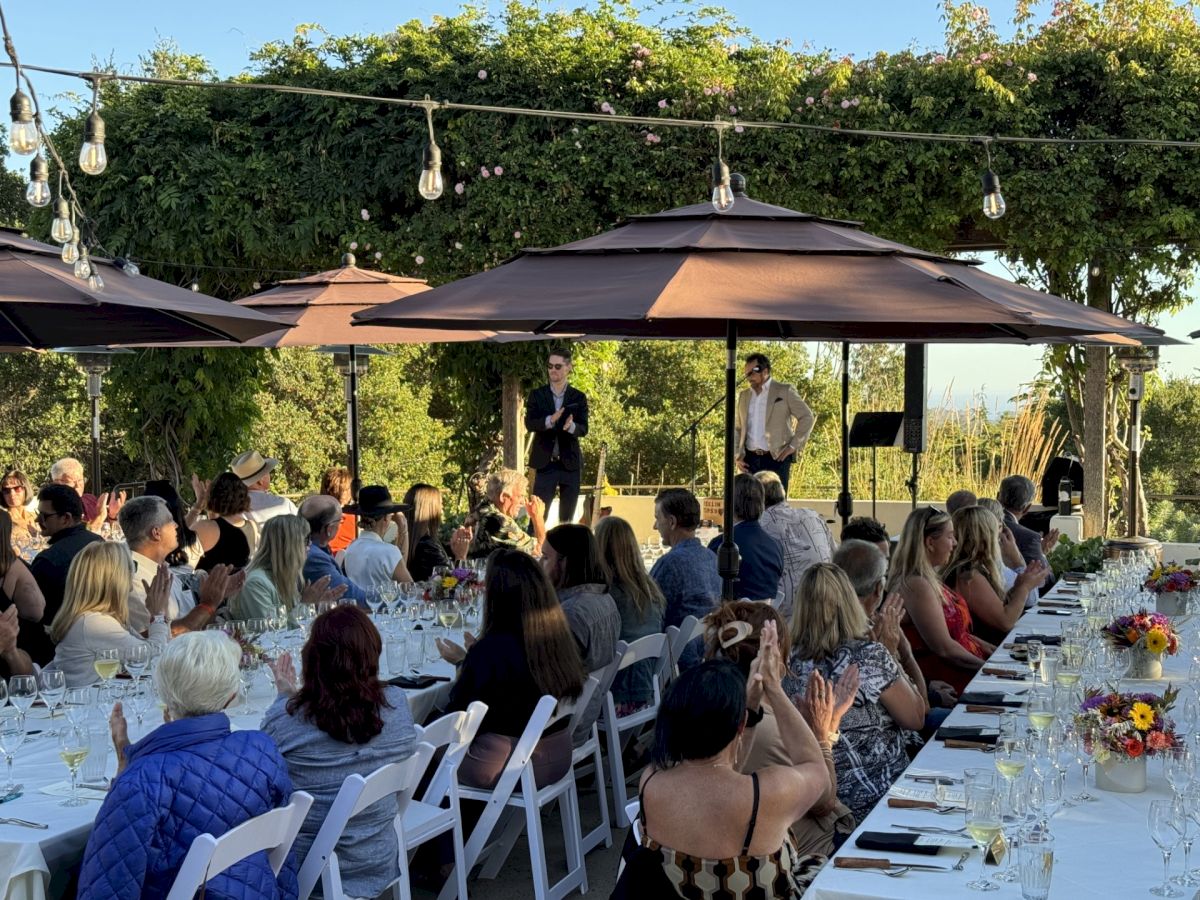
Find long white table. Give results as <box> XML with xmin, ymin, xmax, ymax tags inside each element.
<box><xmin>0</xmin><ymin>642</ymin><xmax>454</xmax><ymax>900</ymax></box>
<box><xmin>808</xmin><ymin>583</ymin><xmax>1192</xmax><ymax>899</ymax></box>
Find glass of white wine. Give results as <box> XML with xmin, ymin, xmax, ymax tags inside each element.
<box><xmin>1027</xmin><ymin>691</ymin><xmax>1056</xmax><ymax>736</ymax></box>
<box><xmin>58</xmin><ymin>726</ymin><xmax>90</xmax><ymax>807</ymax></box>
<box><xmin>93</xmin><ymin>648</ymin><xmax>122</xmax><ymax>702</ymax></box>
<box><xmin>965</xmin><ymin>788</ymin><xmax>1003</xmax><ymax>892</ymax></box>
<box><xmin>995</xmin><ymin>737</ymin><xmax>1028</xmax><ymax>810</ymax></box>
<box><xmin>437</xmin><ymin>599</ymin><xmax>460</xmax><ymax>636</ymax></box>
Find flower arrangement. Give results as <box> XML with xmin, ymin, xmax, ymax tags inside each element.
<box><xmin>1145</xmin><ymin>564</ymin><xmax>1200</xmax><ymax>594</ymax></box>
<box><xmin>1075</xmin><ymin>687</ymin><xmax>1179</xmax><ymax>762</ymax></box>
<box><xmin>424</xmin><ymin>566</ymin><xmax>482</xmax><ymax>602</ymax></box>
<box><xmin>229</xmin><ymin>629</ymin><xmax>268</xmax><ymax>670</ymax></box>
<box><xmin>1100</xmin><ymin>609</ymin><xmax>1180</xmax><ymax>656</ymax></box>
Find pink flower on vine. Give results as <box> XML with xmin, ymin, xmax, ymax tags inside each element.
<box><xmin>349</xmin><ymin>241</ymin><xmax>358</xmax><ymax>250</ymax></box>
<box><xmin>493</xmin><ymin>166</ymin><xmax>504</xmax><ymax>176</ymax></box>
<box><xmin>805</xmin><ymin>96</ymin><xmax>815</xmax><ymax>105</ymax></box>
<box><xmin>729</xmin><ymin>105</ymin><xmax>738</xmax><ymax>114</ymax></box>
<box><xmin>658</xmin><ymin>99</ymin><xmax>668</xmax><ymax>108</ymax></box>
<box><xmin>600</xmin><ymin>101</ymin><xmax>614</xmax><ymax>113</ymax></box>
<box><xmin>477</xmin><ymin>69</ymin><xmax>487</xmax><ymax>79</ymax></box>
<box><xmin>374</xmin><ymin>251</ymin><xmax>382</xmax><ymax>260</ymax></box>
<box><xmin>934</xmin><ymin>53</ymin><xmax>947</xmax><ymax>64</ymax></box>
<box><xmin>734</xmin><ymin>125</ymin><xmax>743</xmax><ymax>133</ymax></box>
<box><xmin>454</xmin><ymin>182</ymin><xmax>465</xmax><ymax>195</ymax></box>
<box><xmin>840</xmin><ymin>99</ymin><xmax>851</xmax><ymax>109</ymax></box>
<box><xmin>1027</xmin><ymin>72</ymin><xmax>1038</xmax><ymax>82</ymax></box>
<box><xmin>480</xmin><ymin>167</ymin><xmax>490</xmax><ymax>178</ymax></box>
<box><xmin>513</xmin><ymin>230</ymin><xmax>522</xmax><ymax>239</ymax></box>
<box><xmin>360</xmin><ymin>209</ymin><xmax>370</xmax><ymax>221</ymax></box>
<box><xmin>415</xmin><ymin>255</ymin><xmax>425</xmax><ymax>265</ymax></box>
<box><xmin>454</xmin><ymin>241</ymin><xmax>463</xmax><ymax>250</ymax></box>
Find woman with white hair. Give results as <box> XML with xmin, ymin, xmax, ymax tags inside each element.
<box><xmin>49</xmin><ymin>542</ymin><xmax>170</xmax><ymax>688</ymax></box>
<box><xmin>78</xmin><ymin>631</ymin><xmax>297</xmax><ymax>898</ymax></box>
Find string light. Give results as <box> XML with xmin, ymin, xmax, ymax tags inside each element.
<box><xmin>981</xmin><ymin>141</ymin><xmax>1006</xmax><ymax>220</ymax></box>
<box><xmin>73</xmin><ymin>246</ymin><xmax>91</xmax><ymax>280</ymax></box>
<box><xmin>7</xmin><ymin>87</ymin><xmax>34</xmax><ymax>154</ymax></box>
<box><xmin>711</xmin><ymin>126</ymin><xmax>734</xmax><ymax>213</ymax></box>
<box><xmin>78</xmin><ymin>78</ymin><xmax>107</xmax><ymax>175</ymax></box>
<box><xmin>50</xmin><ymin>192</ymin><xmax>73</xmax><ymax>243</ymax></box>
<box><xmin>190</xmin><ymin>279</ymin><xmax>200</xmax><ymax>292</ymax></box>
<box><xmin>418</xmin><ymin>98</ymin><xmax>443</xmax><ymax>200</ymax></box>
<box><xmin>60</xmin><ymin>240</ymin><xmax>78</xmax><ymax>264</ymax></box>
<box><xmin>24</xmin><ymin>152</ymin><xmax>49</xmax><ymax>207</ymax></box>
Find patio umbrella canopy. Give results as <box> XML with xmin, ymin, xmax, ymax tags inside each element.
<box><xmin>0</xmin><ymin>232</ymin><xmax>287</xmax><ymax>347</ymax></box>
<box><xmin>355</xmin><ymin>186</ymin><xmax>1170</xmax><ymax>597</ymax></box>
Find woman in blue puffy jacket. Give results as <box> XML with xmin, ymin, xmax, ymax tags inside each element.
<box><xmin>78</xmin><ymin>631</ymin><xmax>298</xmax><ymax>899</ymax></box>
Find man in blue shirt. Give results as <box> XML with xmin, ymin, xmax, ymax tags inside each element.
<box><xmin>707</xmin><ymin>474</ymin><xmax>783</xmax><ymax>602</ymax></box>
<box><xmin>650</xmin><ymin>488</ymin><xmax>722</xmax><ymax>628</ymax></box>
<box><xmin>299</xmin><ymin>494</ymin><xmax>368</xmax><ymax>607</ymax></box>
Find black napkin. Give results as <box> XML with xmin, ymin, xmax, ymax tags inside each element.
<box><xmin>1012</xmin><ymin>634</ymin><xmax>1062</xmax><ymax>646</ymax></box>
<box><xmin>387</xmin><ymin>674</ymin><xmax>451</xmax><ymax>690</ymax></box>
<box><xmin>855</xmin><ymin>832</ymin><xmax>941</xmax><ymax>856</ymax></box>
<box><xmin>935</xmin><ymin>725</ymin><xmax>999</xmax><ymax>745</ymax></box>
<box><xmin>958</xmin><ymin>691</ymin><xmax>1022</xmax><ymax>708</ymax></box>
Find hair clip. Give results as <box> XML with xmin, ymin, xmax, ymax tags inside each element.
<box><xmin>718</xmin><ymin>621</ymin><xmax>754</xmax><ymax>649</ymax></box>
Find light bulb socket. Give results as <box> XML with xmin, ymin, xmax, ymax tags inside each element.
<box><xmin>342</xmin><ymin>252</ymin><xmax>356</xmax><ymax>267</ymax></box>
<box><xmin>730</xmin><ymin>172</ymin><xmax>748</xmax><ymax>197</ymax></box>
<box><xmin>711</xmin><ymin>158</ymin><xmax>731</xmax><ymax>189</ymax></box>
<box><xmin>423</xmin><ymin>140</ymin><xmax>442</xmax><ymax>170</ymax></box>
<box><xmin>83</xmin><ymin>111</ymin><xmax>106</xmax><ymax>145</ymax></box>
<box><xmin>54</xmin><ymin>197</ymin><xmax>70</xmax><ymax>219</ymax></box>
<box><xmin>981</xmin><ymin>169</ymin><xmax>1002</xmax><ymax>196</ymax></box>
<box><xmin>9</xmin><ymin>90</ymin><xmax>32</xmax><ymax>125</ymax></box>
<box><xmin>28</xmin><ymin>155</ymin><xmax>48</xmax><ymax>183</ymax></box>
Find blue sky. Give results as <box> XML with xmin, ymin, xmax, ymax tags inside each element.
<box><xmin>4</xmin><ymin>0</ymin><xmax>1198</xmax><ymax>406</ymax></box>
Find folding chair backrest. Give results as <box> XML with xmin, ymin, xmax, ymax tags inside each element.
<box><xmin>566</xmin><ymin>675</ymin><xmax>600</xmax><ymax>734</ymax></box>
<box><xmin>296</xmin><ymin>745</ymin><xmax>435</xmax><ymax>899</ymax></box>
<box><xmin>625</xmin><ymin>800</ymin><xmax>642</xmax><ymax>844</ymax></box>
<box><xmin>667</xmin><ymin>614</ymin><xmax>703</xmax><ymax>673</ymax></box>
<box><xmin>166</xmin><ymin>791</ymin><xmax>315</xmax><ymax>900</ymax></box>
<box><xmin>482</xmin><ymin>694</ymin><xmax>559</xmax><ymax>802</ymax></box>
<box><xmin>418</xmin><ymin>700</ymin><xmax>489</xmax><ymax>806</ymax></box>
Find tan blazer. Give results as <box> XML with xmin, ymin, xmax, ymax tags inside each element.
<box><xmin>735</xmin><ymin>380</ymin><xmax>816</xmax><ymax>460</ymax></box>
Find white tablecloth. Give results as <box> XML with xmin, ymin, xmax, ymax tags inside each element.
<box><xmin>0</xmin><ymin>645</ymin><xmax>455</xmax><ymax>900</ymax></box>
<box><xmin>808</xmin><ymin>584</ymin><xmax>1192</xmax><ymax>899</ymax></box>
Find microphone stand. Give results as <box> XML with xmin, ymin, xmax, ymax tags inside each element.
<box><xmin>679</xmin><ymin>377</ymin><xmax>749</xmax><ymax>493</ymax></box>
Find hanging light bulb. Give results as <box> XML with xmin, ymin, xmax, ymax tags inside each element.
<box><xmin>79</xmin><ymin>110</ymin><xmax>107</xmax><ymax>175</ymax></box>
<box><xmin>74</xmin><ymin>249</ymin><xmax>92</xmax><ymax>280</ymax></box>
<box><xmin>61</xmin><ymin>241</ymin><xmax>79</xmax><ymax>264</ymax></box>
<box><xmin>87</xmin><ymin>271</ymin><xmax>104</xmax><ymax>291</ymax></box>
<box><xmin>8</xmin><ymin>90</ymin><xmax>37</xmax><ymax>155</ymax></box>
<box><xmin>24</xmin><ymin>154</ymin><xmax>50</xmax><ymax>208</ymax></box>
<box><xmin>417</xmin><ymin>102</ymin><xmax>444</xmax><ymax>200</ymax></box>
<box><xmin>190</xmin><ymin>280</ymin><xmax>200</xmax><ymax>292</ymax></box>
<box><xmin>711</xmin><ymin>158</ymin><xmax>734</xmax><ymax>213</ymax></box>
<box><xmin>981</xmin><ymin>169</ymin><xmax>1006</xmax><ymax>220</ymax></box>
<box><xmin>50</xmin><ymin>197</ymin><xmax>74</xmax><ymax>243</ymax></box>
<box><xmin>123</xmin><ymin>260</ymin><xmax>139</xmax><ymax>277</ymax></box>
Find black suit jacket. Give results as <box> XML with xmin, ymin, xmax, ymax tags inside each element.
<box><xmin>525</xmin><ymin>384</ymin><xmax>589</xmax><ymax>471</ymax></box>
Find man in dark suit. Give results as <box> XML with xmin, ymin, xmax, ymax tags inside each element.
<box><xmin>998</xmin><ymin>474</ymin><xmax>1058</xmax><ymax>595</ymax></box>
<box><xmin>525</xmin><ymin>347</ymin><xmax>589</xmax><ymax>524</ymax></box>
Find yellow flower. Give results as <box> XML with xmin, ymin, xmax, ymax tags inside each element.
<box><xmin>1130</xmin><ymin>702</ymin><xmax>1155</xmax><ymax>731</ymax></box>
<box><xmin>441</xmin><ymin>576</ymin><xmax>458</xmax><ymax>590</ymax></box>
<box><xmin>1145</xmin><ymin>628</ymin><xmax>1169</xmax><ymax>654</ymax></box>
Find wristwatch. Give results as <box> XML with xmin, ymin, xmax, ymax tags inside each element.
<box><xmin>745</xmin><ymin>706</ymin><xmax>766</xmax><ymax>727</ymax></box>
<box><xmin>826</xmin><ymin>730</ymin><xmax>841</xmax><ymax>744</ymax></box>
<box><xmin>152</xmin><ymin>614</ymin><xmax>167</xmax><ymax>625</ymax></box>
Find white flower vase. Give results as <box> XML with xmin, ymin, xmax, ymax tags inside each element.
<box><xmin>1095</xmin><ymin>754</ymin><xmax>1147</xmax><ymax>793</ymax></box>
<box><xmin>1124</xmin><ymin>638</ymin><xmax>1163</xmax><ymax>680</ymax></box>
<box><xmin>1156</xmin><ymin>590</ymin><xmax>1190</xmax><ymax>616</ymax></box>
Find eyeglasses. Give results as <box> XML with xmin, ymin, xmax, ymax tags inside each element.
<box><xmin>748</xmin><ymin>366</ymin><xmax>765</xmax><ymax>374</ymax></box>
<box><xmin>1</xmin><ymin>486</ymin><xmax>22</xmax><ymax>493</ymax></box>
<box><xmin>34</xmin><ymin>510</ymin><xmax>63</xmax><ymax>522</ymax></box>
<box><xmin>548</xmin><ymin>363</ymin><xmax>567</xmax><ymax>371</ymax></box>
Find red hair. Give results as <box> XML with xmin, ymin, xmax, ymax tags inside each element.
<box><xmin>288</xmin><ymin>605</ymin><xmax>391</xmax><ymax>744</ymax></box>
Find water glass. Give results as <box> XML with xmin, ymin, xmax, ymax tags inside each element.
<box><xmin>405</xmin><ymin>631</ymin><xmax>425</xmax><ymax>671</ymax></box>
<box><xmin>1018</xmin><ymin>825</ymin><xmax>1055</xmax><ymax>900</ymax></box>
<box><xmin>965</xmin><ymin>767</ymin><xmax>998</xmax><ymax>802</ymax></box>
<box><xmin>1025</xmin><ymin>640</ymin><xmax>1044</xmax><ymax>681</ymax></box>
<box><xmin>1149</xmin><ymin>798</ymin><xmax>1185</xmax><ymax>897</ymax></box>
<box><xmin>38</xmin><ymin>668</ymin><xmax>66</xmax><ymax>720</ymax></box>
<box><xmin>0</xmin><ymin>707</ymin><xmax>25</xmax><ymax>792</ymax></box>
<box><xmin>7</xmin><ymin>674</ymin><xmax>37</xmax><ymax>714</ymax></box>
<box><xmin>1165</xmin><ymin>745</ymin><xmax>1195</xmax><ymax>797</ymax></box>
<box><xmin>80</xmin><ymin>715</ymin><xmax>111</xmax><ymax>785</ymax></box>
<box><xmin>1038</xmin><ymin>648</ymin><xmax>1061</xmax><ymax>686</ymax></box>
<box><xmin>384</xmin><ymin>640</ymin><xmax>407</xmax><ymax>678</ymax></box>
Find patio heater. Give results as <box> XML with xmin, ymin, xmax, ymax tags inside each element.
<box><xmin>1116</xmin><ymin>346</ymin><xmax>1159</xmax><ymax>539</ymax></box>
<box><xmin>59</xmin><ymin>347</ymin><xmax>130</xmax><ymax>492</ymax></box>
<box><xmin>320</xmin><ymin>345</ymin><xmax>388</xmax><ymax>502</ymax></box>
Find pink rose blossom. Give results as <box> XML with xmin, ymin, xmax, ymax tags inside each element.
<box><xmin>513</xmin><ymin>231</ymin><xmax>522</xmax><ymax>239</ymax></box>
<box><xmin>600</xmin><ymin>101</ymin><xmax>613</xmax><ymax>113</ymax></box>
<box><xmin>703</xmin><ymin>87</ymin><xmax>713</xmax><ymax>96</ymax></box>
<box><xmin>805</xmin><ymin>96</ymin><xmax>815</xmax><ymax>105</ymax></box>
<box><xmin>454</xmin><ymin>182</ymin><xmax>465</xmax><ymax>195</ymax></box>
<box><xmin>477</xmin><ymin>69</ymin><xmax>487</xmax><ymax>79</ymax></box>
<box><xmin>734</xmin><ymin>124</ymin><xmax>743</xmax><ymax>133</ymax></box>
<box><xmin>971</xmin><ymin>6</ymin><xmax>984</xmax><ymax>19</ymax></box>
<box><xmin>729</xmin><ymin>105</ymin><xmax>738</xmax><ymax>114</ymax></box>
<box><xmin>1027</xmin><ymin>72</ymin><xmax>1038</xmax><ymax>82</ymax></box>
<box><xmin>349</xmin><ymin>241</ymin><xmax>358</xmax><ymax>250</ymax></box>
<box><xmin>851</xmin><ymin>97</ymin><xmax>860</xmax><ymax>106</ymax></box>
<box><xmin>415</xmin><ymin>255</ymin><xmax>425</xmax><ymax>265</ymax></box>
<box><xmin>360</xmin><ymin>209</ymin><xmax>370</xmax><ymax>221</ymax></box>
<box><xmin>480</xmin><ymin>167</ymin><xmax>490</xmax><ymax>178</ymax></box>
<box><xmin>658</xmin><ymin>99</ymin><xmax>668</xmax><ymax>108</ymax></box>
<box><xmin>840</xmin><ymin>99</ymin><xmax>851</xmax><ymax>109</ymax></box>
<box><xmin>934</xmin><ymin>53</ymin><xmax>947</xmax><ymax>63</ymax></box>
<box><xmin>632</xmin><ymin>59</ymin><xmax>643</xmax><ymax>69</ymax></box>
<box><xmin>493</xmin><ymin>166</ymin><xmax>503</xmax><ymax>176</ymax></box>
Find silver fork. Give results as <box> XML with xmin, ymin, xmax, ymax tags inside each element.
<box><xmin>0</xmin><ymin>816</ymin><xmax>47</xmax><ymax>829</ymax></box>
<box><xmin>890</xmin><ymin>822</ymin><xmax>968</xmax><ymax>835</ymax></box>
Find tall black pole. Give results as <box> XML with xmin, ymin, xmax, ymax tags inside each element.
<box><xmin>717</xmin><ymin>321</ymin><xmax>740</xmax><ymax>601</ymax></box>
<box><xmin>838</xmin><ymin>342</ymin><xmax>852</xmax><ymax>529</ymax></box>
<box><xmin>89</xmin><ymin>381</ymin><xmax>102</xmax><ymax>493</ymax></box>
<box><xmin>689</xmin><ymin>425</ymin><xmax>697</xmax><ymax>493</ymax></box>
<box><xmin>1128</xmin><ymin>376</ymin><xmax>1143</xmax><ymax>538</ymax></box>
<box><xmin>348</xmin><ymin>344</ymin><xmax>361</xmax><ymax>502</ymax></box>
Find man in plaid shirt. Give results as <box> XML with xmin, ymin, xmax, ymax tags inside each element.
<box><xmin>755</xmin><ymin>471</ymin><xmax>833</xmax><ymax>620</ymax></box>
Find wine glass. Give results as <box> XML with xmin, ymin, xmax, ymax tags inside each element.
<box><xmin>1149</xmin><ymin>798</ymin><xmax>1185</xmax><ymax>897</ymax></box>
<box><xmin>63</xmin><ymin>688</ymin><xmax>91</xmax><ymax>729</ymax></box>
<box><xmin>7</xmin><ymin>674</ymin><xmax>37</xmax><ymax>715</ymax></box>
<box><xmin>1025</xmin><ymin>640</ymin><xmax>1044</xmax><ymax>682</ymax></box>
<box><xmin>0</xmin><ymin>706</ymin><xmax>25</xmax><ymax>792</ymax></box>
<box><xmin>123</xmin><ymin>643</ymin><xmax>151</xmax><ymax>695</ymax></box>
<box><xmin>1173</xmin><ymin>791</ymin><xmax>1200</xmax><ymax>888</ymax></box>
<box><xmin>58</xmin><ymin>726</ymin><xmax>90</xmax><ymax>807</ymax></box>
<box><xmin>965</xmin><ymin>788</ymin><xmax>1002</xmax><ymax>892</ymax></box>
<box><xmin>1027</xmin><ymin>690</ymin><xmax>1056</xmax><ymax>736</ymax></box>
<box><xmin>1165</xmin><ymin>745</ymin><xmax>1196</xmax><ymax>798</ymax></box>
<box><xmin>1071</xmin><ymin>724</ymin><xmax>1097</xmax><ymax>802</ymax></box>
<box><xmin>437</xmin><ymin>598</ymin><xmax>460</xmax><ymax>636</ymax></box>
<box><xmin>995</xmin><ymin>736</ymin><xmax>1028</xmax><ymax>809</ymax></box>
<box><xmin>293</xmin><ymin>603</ymin><xmax>316</xmax><ymax>637</ymax></box>
<box><xmin>92</xmin><ymin>648</ymin><xmax>121</xmax><ymax>701</ymax></box>
<box><xmin>38</xmin><ymin>668</ymin><xmax>66</xmax><ymax>725</ymax></box>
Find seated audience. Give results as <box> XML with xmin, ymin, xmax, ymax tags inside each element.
<box><xmin>467</xmin><ymin>468</ymin><xmax>545</xmax><ymax>559</ymax></box>
<box><xmin>436</xmin><ymin>549</ymin><xmax>585</xmax><ymax>789</ymax></box>
<box><xmin>887</xmin><ymin>507</ymin><xmax>992</xmax><ymax>694</ymax></box>
<box><xmin>79</xmin><ymin>632</ymin><xmax>296</xmax><ymax>898</ymax></box>
<box><xmin>703</xmin><ymin>601</ymin><xmax>857</xmax><ymax>858</ymax></box>
<box><xmin>542</xmin><ymin>524</ymin><xmax>620</xmax><ymax>672</ymax></box>
<box><xmin>403</xmin><ymin>483</ymin><xmax>471</xmax><ymax>582</ymax></box>
<box><xmin>321</xmin><ymin>466</ymin><xmax>357</xmax><ymax>554</ymax></box>
<box><xmin>998</xmin><ymin>474</ymin><xmax>1057</xmax><ymax>593</ymax></box>
<box><xmin>594</xmin><ymin>516</ymin><xmax>665</xmax><ymax>710</ymax></box>
<box><xmin>50</xmin><ymin>542</ymin><xmax>170</xmax><ymax>688</ymax></box>
<box><xmin>0</xmin><ymin>510</ymin><xmax>45</xmax><ymax>655</ymax></box>
<box><xmin>0</xmin><ymin>607</ymin><xmax>32</xmax><ymax>678</ymax></box>
<box><xmin>229</xmin><ymin>514</ymin><xmax>344</xmax><ymax>623</ymax></box>
<box><xmin>944</xmin><ymin>506</ymin><xmax>1048</xmax><ymax>645</ymax></box>
<box><xmin>978</xmin><ymin>496</ymin><xmax>1034</xmax><ymax>593</ymax></box>
<box><xmin>28</xmin><ymin>483</ymin><xmax>103</xmax><ymax>664</ymax></box>
<box><xmin>1</xmin><ymin>468</ymin><xmax>38</xmax><ymax>544</ymax></box>
<box><xmin>143</xmin><ymin>480</ymin><xmax>204</xmax><ymax>571</ymax></box>
<box><xmin>840</xmin><ymin>516</ymin><xmax>890</xmax><ymax>559</ymax></box>
<box><xmin>119</xmin><ymin>496</ymin><xmax>196</xmax><ymax>630</ymax></box>
<box><xmin>50</xmin><ymin>456</ymin><xmax>123</xmax><ymax>532</ymax></box>
<box><xmin>263</xmin><ymin>606</ymin><xmax>417</xmax><ymax>900</ymax></box>
<box><xmin>945</xmin><ymin>489</ymin><xmax>978</xmax><ymax>514</ymax></box>
<box><xmin>196</xmin><ymin>472</ymin><xmax>255</xmax><ymax>571</ymax></box>
<box><xmin>231</xmin><ymin>449</ymin><xmax>298</xmax><ymax>525</ymax></box>
<box><xmin>632</xmin><ymin>634</ymin><xmax>828</xmax><ymax>897</ymax></box>
<box><xmin>755</xmin><ymin>470</ymin><xmax>833</xmax><ymax>619</ymax></box>
<box><xmin>785</xmin><ymin>564</ymin><xmax>926</xmax><ymax>823</ymax></box>
<box><xmin>707</xmin><ymin>475</ymin><xmax>783</xmax><ymax>602</ymax></box>
<box><xmin>650</xmin><ymin>488</ymin><xmax>722</xmax><ymax>628</ymax></box>
<box><xmin>299</xmin><ymin>494</ymin><xmax>367</xmax><ymax>606</ymax></box>
<box><xmin>340</xmin><ymin>486</ymin><xmax>413</xmax><ymax>585</ymax></box>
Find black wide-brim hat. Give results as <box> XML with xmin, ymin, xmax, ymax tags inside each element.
<box><xmin>343</xmin><ymin>485</ymin><xmax>406</xmax><ymax>517</ymax></box>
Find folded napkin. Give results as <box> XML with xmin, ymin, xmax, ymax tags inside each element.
<box><xmin>854</xmin><ymin>832</ymin><xmax>941</xmax><ymax>856</ymax></box>
<box><xmin>935</xmin><ymin>726</ymin><xmax>999</xmax><ymax>745</ymax></box>
<box><xmin>958</xmin><ymin>691</ymin><xmax>1022</xmax><ymax>708</ymax></box>
<box><xmin>387</xmin><ymin>674</ymin><xmax>451</xmax><ymax>690</ymax></box>
<box><xmin>1012</xmin><ymin>634</ymin><xmax>1062</xmax><ymax>646</ymax></box>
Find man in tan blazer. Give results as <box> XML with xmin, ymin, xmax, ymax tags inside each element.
<box><xmin>734</xmin><ymin>353</ymin><xmax>815</xmax><ymax>492</ymax></box>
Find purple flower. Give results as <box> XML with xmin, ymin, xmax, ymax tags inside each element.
<box><xmin>805</xmin><ymin>96</ymin><xmax>815</xmax><ymax>105</ymax></box>
<box><xmin>658</xmin><ymin>99</ymin><xmax>668</xmax><ymax>109</ymax></box>
<box><xmin>729</xmin><ymin>105</ymin><xmax>738</xmax><ymax>114</ymax></box>
<box><xmin>840</xmin><ymin>99</ymin><xmax>851</xmax><ymax>109</ymax></box>
<box><xmin>600</xmin><ymin>101</ymin><xmax>613</xmax><ymax>113</ymax></box>
<box><xmin>454</xmin><ymin>182</ymin><xmax>465</xmax><ymax>195</ymax></box>
<box><xmin>734</xmin><ymin>125</ymin><xmax>743</xmax><ymax>133</ymax></box>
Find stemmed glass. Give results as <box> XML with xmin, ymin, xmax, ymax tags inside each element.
<box><xmin>7</xmin><ymin>674</ymin><xmax>37</xmax><ymax>715</ymax></box>
<box><xmin>1173</xmin><ymin>789</ymin><xmax>1200</xmax><ymax>889</ymax></box>
<box><xmin>293</xmin><ymin>603</ymin><xmax>316</xmax><ymax>638</ymax></box>
<box><xmin>92</xmin><ymin>648</ymin><xmax>121</xmax><ymax>703</ymax></box>
<box><xmin>38</xmin><ymin>668</ymin><xmax>66</xmax><ymax>727</ymax></box>
<box><xmin>123</xmin><ymin>644</ymin><xmax>151</xmax><ymax>698</ymax></box>
<box><xmin>0</xmin><ymin>706</ymin><xmax>25</xmax><ymax>793</ymax></box>
<box><xmin>1071</xmin><ymin>724</ymin><xmax>1097</xmax><ymax>801</ymax></box>
<box><xmin>994</xmin><ymin>736</ymin><xmax>1028</xmax><ymax>811</ymax></box>
<box><xmin>1149</xmin><ymin>798</ymin><xmax>1185</xmax><ymax>897</ymax></box>
<box><xmin>57</xmin><ymin>726</ymin><xmax>90</xmax><ymax>807</ymax></box>
<box><xmin>965</xmin><ymin>788</ymin><xmax>1003</xmax><ymax>892</ymax></box>
<box><xmin>1025</xmin><ymin>641</ymin><xmax>1044</xmax><ymax>683</ymax></box>
<box><xmin>1164</xmin><ymin>745</ymin><xmax>1195</xmax><ymax>798</ymax></box>
<box><xmin>1027</xmin><ymin>690</ymin><xmax>1056</xmax><ymax>736</ymax></box>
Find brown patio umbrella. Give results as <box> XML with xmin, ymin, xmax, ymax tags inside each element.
<box><xmin>356</xmin><ymin>187</ymin><xmax>1172</xmax><ymax>596</ymax></box>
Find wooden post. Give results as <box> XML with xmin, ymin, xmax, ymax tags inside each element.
<box><xmin>501</xmin><ymin>373</ymin><xmax>523</xmax><ymax>471</ymax></box>
<box><xmin>1083</xmin><ymin>263</ymin><xmax>1111</xmax><ymax>539</ymax></box>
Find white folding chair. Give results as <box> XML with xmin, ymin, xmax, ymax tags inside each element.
<box><xmin>665</xmin><ymin>614</ymin><xmax>704</xmax><ymax>677</ymax></box>
<box><xmin>166</xmin><ymin>791</ymin><xmax>315</xmax><ymax>900</ymax></box>
<box><xmin>624</xmin><ymin>799</ymin><xmax>641</xmax><ymax>844</ymax></box>
<box><xmin>438</xmin><ymin>694</ymin><xmax>587</xmax><ymax>900</ymax></box>
<box><xmin>398</xmin><ymin>701</ymin><xmax>488</xmax><ymax>900</ymax></box>
<box><xmin>567</xmin><ymin>672</ymin><xmax>614</xmax><ymax>855</ymax></box>
<box><xmin>296</xmin><ymin>744</ymin><xmax>436</xmax><ymax>900</ymax></box>
<box><xmin>600</xmin><ymin>633</ymin><xmax>671</xmax><ymax>828</ymax></box>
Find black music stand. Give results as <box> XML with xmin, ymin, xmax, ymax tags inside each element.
<box><xmin>849</xmin><ymin>412</ymin><xmax>904</xmax><ymax>519</ymax></box>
